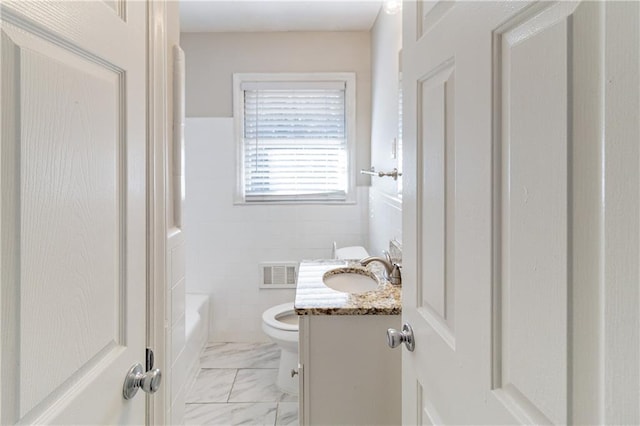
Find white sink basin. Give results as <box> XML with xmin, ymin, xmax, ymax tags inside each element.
<box><xmin>322</xmin><ymin>267</ymin><xmax>379</xmax><ymax>293</ymax></box>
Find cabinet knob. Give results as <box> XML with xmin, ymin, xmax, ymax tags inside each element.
<box><xmin>291</xmin><ymin>368</ymin><xmax>299</xmax><ymax>377</ymax></box>
<box><xmin>386</xmin><ymin>323</ymin><xmax>415</xmax><ymax>352</ymax></box>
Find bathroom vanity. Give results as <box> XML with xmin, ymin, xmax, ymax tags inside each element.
<box><xmin>294</xmin><ymin>260</ymin><xmax>401</xmax><ymax>426</ymax></box>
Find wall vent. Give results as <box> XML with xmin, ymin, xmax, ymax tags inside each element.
<box><xmin>259</xmin><ymin>262</ymin><xmax>298</xmax><ymax>288</ymax></box>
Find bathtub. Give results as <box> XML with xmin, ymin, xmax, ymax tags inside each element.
<box><xmin>184</xmin><ymin>293</ymin><xmax>210</xmax><ymax>388</ymax></box>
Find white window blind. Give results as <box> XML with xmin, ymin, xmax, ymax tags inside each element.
<box><xmin>241</xmin><ymin>81</ymin><xmax>349</xmax><ymax>202</ymax></box>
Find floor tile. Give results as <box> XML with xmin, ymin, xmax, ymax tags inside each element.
<box><xmin>228</xmin><ymin>369</ymin><xmax>297</xmax><ymax>403</ymax></box>
<box><xmin>186</xmin><ymin>369</ymin><xmax>237</xmax><ymax>403</ymax></box>
<box><xmin>185</xmin><ymin>403</ymin><xmax>277</xmax><ymax>426</ymax></box>
<box><xmin>201</xmin><ymin>342</ymin><xmax>280</xmax><ymax>368</ymax></box>
<box><xmin>276</xmin><ymin>402</ymin><xmax>298</xmax><ymax>426</ymax></box>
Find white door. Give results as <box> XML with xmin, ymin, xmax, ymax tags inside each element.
<box><xmin>1</xmin><ymin>1</ymin><xmax>149</xmax><ymax>424</ymax></box>
<box><xmin>402</xmin><ymin>1</ymin><xmax>639</xmax><ymax>424</ymax></box>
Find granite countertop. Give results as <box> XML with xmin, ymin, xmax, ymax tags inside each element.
<box><xmin>294</xmin><ymin>259</ymin><xmax>401</xmax><ymax>315</ymax></box>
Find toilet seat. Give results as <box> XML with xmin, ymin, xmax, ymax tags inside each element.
<box><xmin>262</xmin><ymin>302</ymin><xmax>298</xmax><ymax>332</ymax></box>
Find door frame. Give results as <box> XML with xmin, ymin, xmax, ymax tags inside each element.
<box><xmin>147</xmin><ymin>1</ymin><xmax>170</xmax><ymax>424</ymax></box>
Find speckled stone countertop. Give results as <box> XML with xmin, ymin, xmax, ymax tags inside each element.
<box><xmin>294</xmin><ymin>260</ymin><xmax>401</xmax><ymax>315</ymax></box>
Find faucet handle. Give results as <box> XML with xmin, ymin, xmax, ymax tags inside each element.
<box><xmin>383</xmin><ymin>250</ymin><xmax>392</xmax><ymax>264</ymax></box>
<box><xmin>389</xmin><ymin>263</ymin><xmax>402</xmax><ymax>285</ymax></box>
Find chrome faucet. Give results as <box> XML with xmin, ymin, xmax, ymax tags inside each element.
<box><xmin>360</xmin><ymin>256</ymin><xmax>402</xmax><ymax>285</ymax></box>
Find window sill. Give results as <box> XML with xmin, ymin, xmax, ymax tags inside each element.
<box><xmin>233</xmin><ymin>199</ymin><xmax>358</xmax><ymax>206</ymax></box>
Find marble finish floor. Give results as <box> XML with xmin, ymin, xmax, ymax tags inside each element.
<box><xmin>185</xmin><ymin>342</ymin><xmax>298</xmax><ymax>426</ymax></box>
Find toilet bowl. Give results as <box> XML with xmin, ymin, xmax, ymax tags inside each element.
<box><xmin>262</xmin><ymin>302</ymin><xmax>299</xmax><ymax>395</ymax></box>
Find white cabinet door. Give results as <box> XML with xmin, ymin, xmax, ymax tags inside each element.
<box><xmin>299</xmin><ymin>315</ymin><xmax>401</xmax><ymax>425</ymax></box>
<box><xmin>1</xmin><ymin>1</ymin><xmax>148</xmax><ymax>424</ymax></box>
<box><xmin>402</xmin><ymin>1</ymin><xmax>639</xmax><ymax>424</ymax></box>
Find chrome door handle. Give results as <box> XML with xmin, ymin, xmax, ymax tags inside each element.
<box><xmin>123</xmin><ymin>363</ymin><xmax>162</xmax><ymax>400</ymax></box>
<box><xmin>387</xmin><ymin>323</ymin><xmax>415</xmax><ymax>351</ymax></box>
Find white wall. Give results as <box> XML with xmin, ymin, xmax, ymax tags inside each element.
<box><xmin>368</xmin><ymin>11</ymin><xmax>403</xmax><ymax>256</ymax></box>
<box><xmin>185</xmin><ymin>118</ymin><xmax>369</xmax><ymax>341</ymax></box>
<box><xmin>182</xmin><ymin>32</ymin><xmax>372</xmax><ymax>342</ymax></box>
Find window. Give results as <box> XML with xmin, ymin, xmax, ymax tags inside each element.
<box><xmin>234</xmin><ymin>73</ymin><xmax>356</xmax><ymax>203</ymax></box>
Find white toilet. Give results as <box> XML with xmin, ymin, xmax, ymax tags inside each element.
<box><xmin>261</xmin><ymin>244</ymin><xmax>369</xmax><ymax>395</ymax></box>
<box><xmin>262</xmin><ymin>302</ymin><xmax>299</xmax><ymax>394</ymax></box>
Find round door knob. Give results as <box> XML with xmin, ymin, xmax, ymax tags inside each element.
<box><xmin>141</xmin><ymin>368</ymin><xmax>162</xmax><ymax>393</ymax></box>
<box><xmin>387</xmin><ymin>328</ymin><xmax>404</xmax><ymax>348</ymax></box>
<box><xmin>386</xmin><ymin>323</ymin><xmax>415</xmax><ymax>352</ymax></box>
<box><xmin>123</xmin><ymin>363</ymin><xmax>163</xmax><ymax>400</ymax></box>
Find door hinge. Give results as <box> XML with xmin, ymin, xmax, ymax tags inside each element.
<box><xmin>146</xmin><ymin>348</ymin><xmax>155</xmax><ymax>371</ymax></box>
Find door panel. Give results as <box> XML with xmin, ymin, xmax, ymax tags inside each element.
<box><xmin>492</xmin><ymin>4</ymin><xmax>576</xmax><ymax>424</ymax></box>
<box><xmin>418</xmin><ymin>61</ymin><xmax>455</xmax><ymax>342</ymax></box>
<box><xmin>1</xmin><ymin>2</ymin><xmax>147</xmax><ymax>424</ymax></box>
<box><xmin>403</xmin><ymin>1</ymin><xmax>639</xmax><ymax>424</ymax></box>
<box><xmin>17</xmin><ymin>34</ymin><xmax>123</xmax><ymax>417</ymax></box>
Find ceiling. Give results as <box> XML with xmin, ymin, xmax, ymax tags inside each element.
<box><xmin>179</xmin><ymin>0</ymin><xmax>383</xmax><ymax>33</ymax></box>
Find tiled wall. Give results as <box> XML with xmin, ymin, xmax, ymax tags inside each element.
<box><xmin>369</xmin><ymin>188</ymin><xmax>402</xmax><ymax>257</ymax></box>
<box><xmin>167</xmin><ymin>230</ymin><xmax>188</xmax><ymax>425</ymax></box>
<box><xmin>184</xmin><ymin>118</ymin><xmax>369</xmax><ymax>342</ymax></box>
<box><xmin>368</xmin><ymin>10</ymin><xmax>403</xmax><ymax>256</ymax></box>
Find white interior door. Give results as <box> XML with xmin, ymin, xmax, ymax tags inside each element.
<box><xmin>1</xmin><ymin>1</ymin><xmax>148</xmax><ymax>424</ymax></box>
<box><xmin>402</xmin><ymin>1</ymin><xmax>639</xmax><ymax>424</ymax></box>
